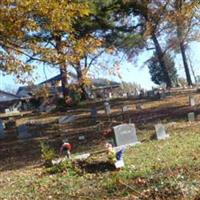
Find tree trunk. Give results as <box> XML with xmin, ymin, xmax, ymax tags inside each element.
<box><xmin>59</xmin><ymin>63</ymin><xmax>69</xmax><ymax>99</ymax></box>
<box><xmin>151</xmin><ymin>33</ymin><xmax>172</xmax><ymax>88</ymax></box>
<box><xmin>179</xmin><ymin>42</ymin><xmax>192</xmax><ymax>85</ymax></box>
<box><xmin>76</xmin><ymin>64</ymin><xmax>89</xmax><ymax>100</ymax></box>
<box><xmin>175</xmin><ymin>0</ymin><xmax>192</xmax><ymax>86</ymax></box>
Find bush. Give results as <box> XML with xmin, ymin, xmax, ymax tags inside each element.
<box><xmin>46</xmin><ymin>160</ymin><xmax>80</xmax><ymax>176</ymax></box>
<box><xmin>40</xmin><ymin>142</ymin><xmax>56</xmax><ymax>167</ymax></box>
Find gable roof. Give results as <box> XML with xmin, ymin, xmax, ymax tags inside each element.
<box><xmin>39</xmin><ymin>72</ymin><xmax>77</xmax><ymax>85</ymax></box>
<box><xmin>0</xmin><ymin>90</ymin><xmax>19</xmax><ymax>98</ymax></box>
<box><xmin>0</xmin><ymin>90</ymin><xmax>19</xmax><ymax>102</ymax></box>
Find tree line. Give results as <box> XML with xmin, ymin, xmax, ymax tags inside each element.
<box><xmin>0</xmin><ymin>0</ymin><xmax>199</xmax><ymax>99</ymax></box>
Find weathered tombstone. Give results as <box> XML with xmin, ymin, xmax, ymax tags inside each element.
<box><xmin>122</xmin><ymin>106</ymin><xmax>128</xmax><ymax>113</ymax></box>
<box><xmin>121</xmin><ymin>106</ymin><xmax>128</xmax><ymax>121</ymax></box>
<box><xmin>104</xmin><ymin>102</ymin><xmax>111</xmax><ymax>116</ymax></box>
<box><xmin>18</xmin><ymin>124</ymin><xmax>31</xmax><ymax>139</ymax></box>
<box><xmin>189</xmin><ymin>96</ymin><xmax>195</xmax><ymax>107</ymax></box>
<box><xmin>90</xmin><ymin>107</ymin><xmax>97</xmax><ymax>123</ymax></box>
<box><xmin>58</xmin><ymin>115</ymin><xmax>77</xmax><ymax>124</ymax></box>
<box><xmin>113</xmin><ymin>123</ymin><xmax>140</xmax><ymax>147</ymax></box>
<box><xmin>0</xmin><ymin>120</ymin><xmax>5</xmax><ymax>139</ymax></box>
<box><xmin>188</xmin><ymin>112</ymin><xmax>195</xmax><ymax>122</ymax></box>
<box><xmin>155</xmin><ymin>123</ymin><xmax>169</xmax><ymax>140</ymax></box>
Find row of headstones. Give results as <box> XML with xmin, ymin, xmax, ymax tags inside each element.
<box><xmin>112</xmin><ymin>123</ymin><xmax>169</xmax><ymax>148</ymax></box>
<box><xmin>0</xmin><ymin>120</ymin><xmax>37</xmax><ymax>140</ymax></box>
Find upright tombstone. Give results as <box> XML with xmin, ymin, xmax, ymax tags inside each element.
<box><xmin>90</xmin><ymin>106</ymin><xmax>97</xmax><ymax>123</ymax></box>
<box><xmin>113</xmin><ymin>124</ymin><xmax>140</xmax><ymax>147</ymax></box>
<box><xmin>188</xmin><ymin>112</ymin><xmax>195</xmax><ymax>122</ymax></box>
<box><xmin>18</xmin><ymin>124</ymin><xmax>31</xmax><ymax>139</ymax></box>
<box><xmin>104</xmin><ymin>102</ymin><xmax>111</xmax><ymax>116</ymax></box>
<box><xmin>121</xmin><ymin>106</ymin><xmax>128</xmax><ymax>121</ymax></box>
<box><xmin>189</xmin><ymin>96</ymin><xmax>195</xmax><ymax>107</ymax></box>
<box><xmin>155</xmin><ymin>123</ymin><xmax>169</xmax><ymax>140</ymax></box>
<box><xmin>0</xmin><ymin>120</ymin><xmax>5</xmax><ymax>139</ymax></box>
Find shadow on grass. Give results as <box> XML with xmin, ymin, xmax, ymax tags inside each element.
<box><xmin>78</xmin><ymin>161</ymin><xmax>116</xmax><ymax>173</ymax></box>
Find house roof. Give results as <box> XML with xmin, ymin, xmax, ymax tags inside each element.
<box><xmin>16</xmin><ymin>74</ymin><xmax>121</xmax><ymax>98</ymax></box>
<box><xmin>91</xmin><ymin>78</ymin><xmax>120</xmax><ymax>89</ymax></box>
<box><xmin>0</xmin><ymin>90</ymin><xmax>19</xmax><ymax>99</ymax></box>
<box><xmin>39</xmin><ymin>72</ymin><xmax>77</xmax><ymax>85</ymax></box>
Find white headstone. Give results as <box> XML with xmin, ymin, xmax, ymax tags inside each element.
<box><xmin>104</xmin><ymin>102</ymin><xmax>111</xmax><ymax>116</ymax></box>
<box><xmin>189</xmin><ymin>96</ymin><xmax>195</xmax><ymax>107</ymax></box>
<box><xmin>155</xmin><ymin>123</ymin><xmax>169</xmax><ymax>140</ymax></box>
<box><xmin>188</xmin><ymin>112</ymin><xmax>195</xmax><ymax>122</ymax></box>
<box><xmin>113</xmin><ymin>124</ymin><xmax>140</xmax><ymax>147</ymax></box>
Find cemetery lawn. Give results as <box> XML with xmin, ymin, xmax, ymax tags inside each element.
<box><xmin>0</xmin><ymin>94</ymin><xmax>200</xmax><ymax>199</ymax></box>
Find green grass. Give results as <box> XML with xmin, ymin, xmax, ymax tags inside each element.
<box><xmin>1</xmin><ymin>121</ymin><xmax>200</xmax><ymax>199</ymax></box>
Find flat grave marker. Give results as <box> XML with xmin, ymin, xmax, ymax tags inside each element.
<box><xmin>113</xmin><ymin>123</ymin><xmax>140</xmax><ymax>148</ymax></box>
<box><xmin>155</xmin><ymin>123</ymin><xmax>169</xmax><ymax>140</ymax></box>
<box><xmin>78</xmin><ymin>135</ymin><xmax>85</xmax><ymax>141</ymax></box>
<box><xmin>58</xmin><ymin>115</ymin><xmax>77</xmax><ymax>124</ymax></box>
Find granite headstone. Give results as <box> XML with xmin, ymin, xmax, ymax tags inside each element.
<box><xmin>155</xmin><ymin>123</ymin><xmax>169</xmax><ymax>140</ymax></box>
<box><xmin>188</xmin><ymin>112</ymin><xmax>195</xmax><ymax>122</ymax></box>
<box><xmin>113</xmin><ymin>124</ymin><xmax>140</xmax><ymax>147</ymax></box>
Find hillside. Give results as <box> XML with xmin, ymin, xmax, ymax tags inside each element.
<box><xmin>0</xmin><ymin>93</ymin><xmax>200</xmax><ymax>200</ymax></box>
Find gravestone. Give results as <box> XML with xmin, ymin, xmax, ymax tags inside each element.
<box><xmin>90</xmin><ymin>107</ymin><xmax>97</xmax><ymax>122</ymax></box>
<box><xmin>58</xmin><ymin>115</ymin><xmax>77</xmax><ymax>124</ymax></box>
<box><xmin>121</xmin><ymin>106</ymin><xmax>128</xmax><ymax>121</ymax></box>
<box><xmin>0</xmin><ymin>120</ymin><xmax>5</xmax><ymax>139</ymax></box>
<box><xmin>188</xmin><ymin>112</ymin><xmax>195</xmax><ymax>122</ymax></box>
<box><xmin>189</xmin><ymin>96</ymin><xmax>195</xmax><ymax>107</ymax></box>
<box><xmin>18</xmin><ymin>124</ymin><xmax>31</xmax><ymax>139</ymax></box>
<box><xmin>113</xmin><ymin>123</ymin><xmax>140</xmax><ymax>147</ymax></box>
<box><xmin>104</xmin><ymin>102</ymin><xmax>111</xmax><ymax>116</ymax></box>
<box><xmin>155</xmin><ymin>123</ymin><xmax>169</xmax><ymax>140</ymax></box>
<box><xmin>122</xmin><ymin>106</ymin><xmax>128</xmax><ymax>113</ymax></box>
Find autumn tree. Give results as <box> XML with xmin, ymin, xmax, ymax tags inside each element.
<box><xmin>0</xmin><ymin>0</ymin><xmax>99</xmax><ymax>99</ymax></box>
<box><xmin>165</xmin><ymin>0</ymin><xmax>200</xmax><ymax>86</ymax></box>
